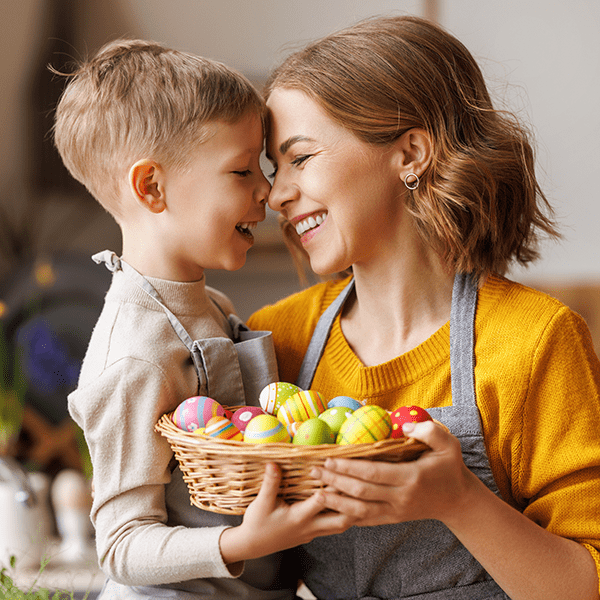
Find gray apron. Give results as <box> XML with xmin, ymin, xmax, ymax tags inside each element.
<box><xmin>295</xmin><ymin>274</ymin><xmax>511</xmax><ymax>600</ymax></box>
<box><xmin>92</xmin><ymin>252</ymin><xmax>297</xmax><ymax>600</ymax></box>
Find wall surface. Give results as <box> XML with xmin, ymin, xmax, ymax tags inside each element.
<box><xmin>1</xmin><ymin>0</ymin><xmax>599</xmax><ymax>299</ymax></box>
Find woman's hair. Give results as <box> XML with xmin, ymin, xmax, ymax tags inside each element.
<box><xmin>53</xmin><ymin>39</ymin><xmax>265</xmax><ymax>216</ymax></box>
<box><xmin>265</xmin><ymin>15</ymin><xmax>559</xmax><ymax>280</ymax></box>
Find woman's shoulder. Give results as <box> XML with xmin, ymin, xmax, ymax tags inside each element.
<box><xmin>478</xmin><ymin>273</ymin><xmax>593</xmax><ymax>351</ymax></box>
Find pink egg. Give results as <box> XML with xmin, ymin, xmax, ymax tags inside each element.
<box><xmin>204</xmin><ymin>416</ymin><xmax>243</xmax><ymax>441</ymax></box>
<box><xmin>231</xmin><ymin>406</ymin><xmax>265</xmax><ymax>432</ymax></box>
<box><xmin>172</xmin><ymin>396</ymin><xmax>225</xmax><ymax>432</ymax></box>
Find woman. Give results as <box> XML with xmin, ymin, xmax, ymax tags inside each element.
<box><xmin>249</xmin><ymin>15</ymin><xmax>600</xmax><ymax>600</ymax></box>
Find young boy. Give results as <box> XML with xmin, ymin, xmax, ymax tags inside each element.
<box><xmin>54</xmin><ymin>40</ymin><xmax>345</xmax><ymax>599</ymax></box>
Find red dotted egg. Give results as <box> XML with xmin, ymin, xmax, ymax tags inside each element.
<box><xmin>390</xmin><ymin>405</ymin><xmax>433</xmax><ymax>438</ymax></box>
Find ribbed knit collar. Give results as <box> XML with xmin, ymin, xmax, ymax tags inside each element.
<box><xmin>321</xmin><ymin>274</ymin><xmax>508</xmax><ymax>396</ymax></box>
<box><xmin>107</xmin><ymin>270</ymin><xmax>214</xmax><ymax>317</ymax></box>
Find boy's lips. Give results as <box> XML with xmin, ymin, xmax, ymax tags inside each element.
<box><xmin>235</xmin><ymin>222</ymin><xmax>257</xmax><ymax>243</ymax></box>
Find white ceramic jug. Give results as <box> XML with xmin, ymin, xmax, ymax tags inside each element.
<box><xmin>0</xmin><ymin>457</ymin><xmax>52</xmax><ymax>569</ymax></box>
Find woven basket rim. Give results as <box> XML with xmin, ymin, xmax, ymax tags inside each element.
<box><xmin>155</xmin><ymin>411</ymin><xmax>434</xmax><ymax>459</ymax></box>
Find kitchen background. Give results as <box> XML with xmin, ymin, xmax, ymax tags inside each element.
<box><xmin>0</xmin><ymin>0</ymin><xmax>599</xmax><ymax>595</ymax></box>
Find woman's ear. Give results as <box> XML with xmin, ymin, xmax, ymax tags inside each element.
<box><xmin>129</xmin><ymin>159</ymin><xmax>166</xmax><ymax>213</ymax></box>
<box><xmin>393</xmin><ymin>128</ymin><xmax>433</xmax><ymax>182</ymax></box>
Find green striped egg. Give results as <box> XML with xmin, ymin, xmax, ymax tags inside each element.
<box><xmin>337</xmin><ymin>405</ymin><xmax>392</xmax><ymax>445</ymax></box>
<box><xmin>277</xmin><ymin>390</ymin><xmax>326</xmax><ymax>428</ymax></box>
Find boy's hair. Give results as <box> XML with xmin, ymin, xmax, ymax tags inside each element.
<box><xmin>266</xmin><ymin>16</ymin><xmax>559</xmax><ymax>280</ymax></box>
<box><xmin>54</xmin><ymin>39</ymin><xmax>265</xmax><ymax>217</ymax></box>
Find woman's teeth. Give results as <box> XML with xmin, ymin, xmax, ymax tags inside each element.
<box><xmin>295</xmin><ymin>213</ymin><xmax>326</xmax><ymax>235</ymax></box>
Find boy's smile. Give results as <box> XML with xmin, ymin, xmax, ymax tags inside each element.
<box><xmin>152</xmin><ymin>111</ymin><xmax>270</xmax><ymax>281</ymax></box>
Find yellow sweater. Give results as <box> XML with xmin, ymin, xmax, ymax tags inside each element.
<box><xmin>248</xmin><ymin>274</ymin><xmax>600</xmax><ymax>581</ymax></box>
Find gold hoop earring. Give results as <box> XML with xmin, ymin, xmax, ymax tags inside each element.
<box><xmin>404</xmin><ymin>173</ymin><xmax>420</xmax><ymax>190</ymax></box>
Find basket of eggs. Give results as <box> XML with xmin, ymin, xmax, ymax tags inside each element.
<box><xmin>155</xmin><ymin>382</ymin><xmax>440</xmax><ymax>515</ymax></box>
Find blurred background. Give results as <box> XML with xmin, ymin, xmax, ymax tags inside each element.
<box><xmin>0</xmin><ymin>0</ymin><xmax>598</xmax><ymax>593</ymax></box>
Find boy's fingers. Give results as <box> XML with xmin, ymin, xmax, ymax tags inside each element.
<box><xmin>254</xmin><ymin>462</ymin><xmax>282</xmax><ymax>507</ymax></box>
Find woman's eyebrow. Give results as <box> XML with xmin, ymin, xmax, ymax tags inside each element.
<box><xmin>279</xmin><ymin>135</ymin><xmax>314</xmax><ymax>155</ymax></box>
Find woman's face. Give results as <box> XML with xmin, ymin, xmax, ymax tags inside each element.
<box><xmin>266</xmin><ymin>88</ymin><xmax>408</xmax><ymax>276</ymax></box>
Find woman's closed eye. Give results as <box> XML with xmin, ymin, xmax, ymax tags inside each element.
<box><xmin>290</xmin><ymin>154</ymin><xmax>312</xmax><ymax>167</ymax></box>
<box><xmin>232</xmin><ymin>170</ymin><xmax>252</xmax><ymax>177</ymax></box>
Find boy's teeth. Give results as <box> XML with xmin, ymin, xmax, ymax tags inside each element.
<box><xmin>295</xmin><ymin>213</ymin><xmax>326</xmax><ymax>235</ymax></box>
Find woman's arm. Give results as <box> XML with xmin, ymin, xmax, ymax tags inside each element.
<box><xmin>311</xmin><ymin>422</ymin><xmax>599</xmax><ymax>600</ymax></box>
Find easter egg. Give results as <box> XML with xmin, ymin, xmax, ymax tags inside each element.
<box><xmin>390</xmin><ymin>405</ymin><xmax>433</xmax><ymax>439</ymax></box>
<box><xmin>172</xmin><ymin>396</ymin><xmax>225</xmax><ymax>432</ymax></box>
<box><xmin>191</xmin><ymin>427</ymin><xmax>205</xmax><ymax>436</ymax></box>
<box><xmin>337</xmin><ymin>405</ymin><xmax>392</xmax><ymax>445</ymax></box>
<box><xmin>243</xmin><ymin>414</ymin><xmax>291</xmax><ymax>444</ymax></box>
<box><xmin>277</xmin><ymin>390</ymin><xmax>326</xmax><ymax>428</ymax></box>
<box><xmin>319</xmin><ymin>407</ymin><xmax>354</xmax><ymax>435</ymax></box>
<box><xmin>293</xmin><ymin>418</ymin><xmax>335</xmax><ymax>445</ymax></box>
<box><xmin>259</xmin><ymin>382</ymin><xmax>302</xmax><ymax>415</ymax></box>
<box><xmin>231</xmin><ymin>406</ymin><xmax>265</xmax><ymax>432</ymax></box>
<box><xmin>286</xmin><ymin>421</ymin><xmax>302</xmax><ymax>438</ymax></box>
<box><xmin>327</xmin><ymin>396</ymin><xmax>362</xmax><ymax>411</ymax></box>
<box><xmin>204</xmin><ymin>416</ymin><xmax>243</xmax><ymax>441</ymax></box>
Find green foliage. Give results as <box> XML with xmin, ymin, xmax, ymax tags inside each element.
<box><xmin>0</xmin><ymin>321</ymin><xmax>26</xmax><ymax>453</ymax></box>
<box><xmin>0</xmin><ymin>556</ymin><xmax>89</xmax><ymax>600</ymax></box>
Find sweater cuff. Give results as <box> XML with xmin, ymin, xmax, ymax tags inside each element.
<box><xmin>217</xmin><ymin>526</ymin><xmax>245</xmax><ymax>578</ymax></box>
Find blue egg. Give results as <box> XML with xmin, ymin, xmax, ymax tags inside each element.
<box><xmin>327</xmin><ymin>396</ymin><xmax>362</xmax><ymax>411</ymax></box>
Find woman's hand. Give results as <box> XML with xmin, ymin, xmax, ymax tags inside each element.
<box><xmin>310</xmin><ymin>421</ymin><xmax>476</xmax><ymax>526</ymax></box>
<box><xmin>219</xmin><ymin>462</ymin><xmax>356</xmax><ymax>565</ymax></box>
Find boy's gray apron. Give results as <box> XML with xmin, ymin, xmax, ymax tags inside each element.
<box><xmin>295</xmin><ymin>273</ymin><xmax>511</xmax><ymax>600</ymax></box>
<box><xmin>92</xmin><ymin>251</ymin><xmax>297</xmax><ymax>600</ymax></box>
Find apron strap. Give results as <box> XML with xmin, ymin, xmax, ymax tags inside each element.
<box><xmin>92</xmin><ymin>250</ymin><xmax>195</xmax><ymax>352</ymax></box>
<box><xmin>296</xmin><ymin>278</ymin><xmax>355</xmax><ymax>390</ymax></box>
<box><xmin>449</xmin><ymin>272</ymin><xmax>478</xmax><ymax>408</ymax></box>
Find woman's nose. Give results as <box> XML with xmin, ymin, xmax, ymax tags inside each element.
<box><xmin>267</xmin><ymin>176</ymin><xmax>295</xmax><ymax>213</ymax></box>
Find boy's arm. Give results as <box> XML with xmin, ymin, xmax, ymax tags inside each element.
<box><xmin>70</xmin><ymin>358</ymin><xmax>237</xmax><ymax>585</ymax></box>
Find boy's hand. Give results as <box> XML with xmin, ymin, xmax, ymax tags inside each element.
<box><xmin>219</xmin><ymin>463</ymin><xmax>356</xmax><ymax>565</ymax></box>
<box><xmin>309</xmin><ymin>421</ymin><xmax>477</xmax><ymax>527</ymax></box>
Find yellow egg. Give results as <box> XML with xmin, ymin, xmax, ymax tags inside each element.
<box><xmin>337</xmin><ymin>405</ymin><xmax>392</xmax><ymax>445</ymax></box>
<box><xmin>277</xmin><ymin>390</ymin><xmax>326</xmax><ymax>428</ymax></box>
<box><xmin>243</xmin><ymin>414</ymin><xmax>292</xmax><ymax>444</ymax></box>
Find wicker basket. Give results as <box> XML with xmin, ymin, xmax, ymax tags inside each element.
<box><xmin>155</xmin><ymin>409</ymin><xmax>436</xmax><ymax>515</ymax></box>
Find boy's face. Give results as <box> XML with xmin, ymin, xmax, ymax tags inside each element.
<box><xmin>160</xmin><ymin>112</ymin><xmax>270</xmax><ymax>280</ymax></box>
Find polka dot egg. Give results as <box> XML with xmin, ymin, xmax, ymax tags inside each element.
<box><xmin>319</xmin><ymin>407</ymin><xmax>354</xmax><ymax>435</ymax></box>
<box><xmin>204</xmin><ymin>416</ymin><xmax>243</xmax><ymax>441</ymax></box>
<box><xmin>243</xmin><ymin>414</ymin><xmax>292</xmax><ymax>444</ymax></box>
<box><xmin>259</xmin><ymin>382</ymin><xmax>302</xmax><ymax>415</ymax></box>
<box><xmin>231</xmin><ymin>406</ymin><xmax>265</xmax><ymax>432</ymax></box>
<box><xmin>390</xmin><ymin>405</ymin><xmax>433</xmax><ymax>439</ymax></box>
<box><xmin>337</xmin><ymin>405</ymin><xmax>392</xmax><ymax>445</ymax></box>
<box><xmin>277</xmin><ymin>390</ymin><xmax>326</xmax><ymax>428</ymax></box>
<box><xmin>172</xmin><ymin>396</ymin><xmax>225</xmax><ymax>432</ymax></box>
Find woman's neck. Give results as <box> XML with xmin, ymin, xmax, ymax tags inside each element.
<box><xmin>340</xmin><ymin>251</ymin><xmax>454</xmax><ymax>367</ymax></box>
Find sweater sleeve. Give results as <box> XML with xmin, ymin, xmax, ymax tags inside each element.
<box><xmin>513</xmin><ymin>306</ymin><xmax>600</xmax><ymax>576</ymax></box>
<box><xmin>68</xmin><ymin>357</ymin><xmax>237</xmax><ymax>585</ymax></box>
